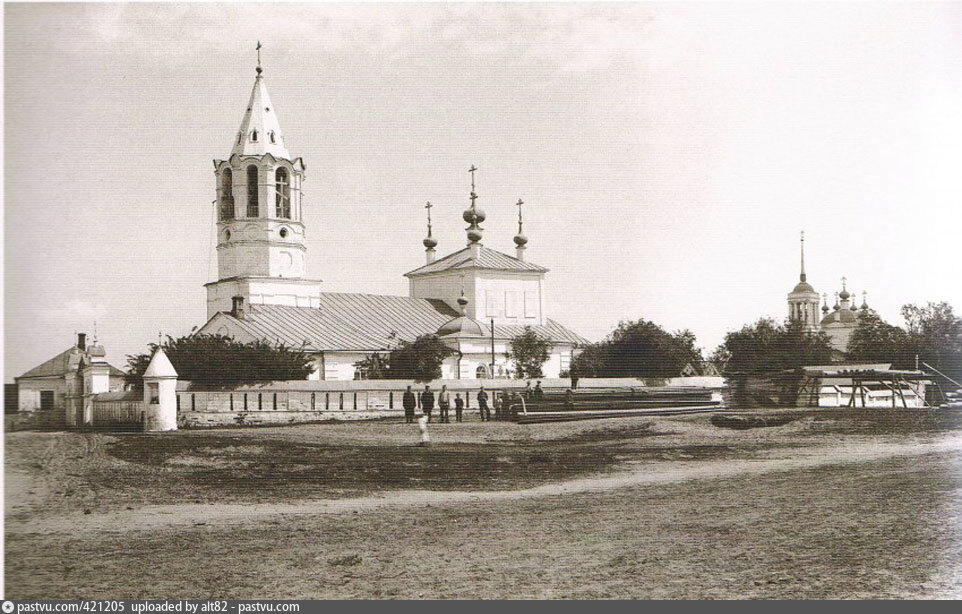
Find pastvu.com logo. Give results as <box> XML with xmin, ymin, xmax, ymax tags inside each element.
<box><xmin>2</xmin><ymin>601</ymin><xmax>15</xmax><ymax>613</ymax></box>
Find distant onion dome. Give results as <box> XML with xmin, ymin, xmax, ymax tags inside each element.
<box><xmin>850</xmin><ymin>297</ymin><xmax>859</xmax><ymax>311</ymax></box>
<box><xmin>457</xmin><ymin>294</ymin><xmax>469</xmax><ymax>309</ymax></box>
<box><xmin>514</xmin><ymin>232</ymin><xmax>528</xmax><ymax>247</ymax></box>
<box><xmin>467</xmin><ymin>227</ymin><xmax>483</xmax><ymax>243</ymax></box>
<box><xmin>423</xmin><ymin>234</ymin><xmax>438</xmax><ymax>249</ymax></box>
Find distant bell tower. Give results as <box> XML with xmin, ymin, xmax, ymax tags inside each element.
<box><xmin>205</xmin><ymin>44</ymin><xmax>321</xmax><ymax>320</ymax></box>
<box><xmin>787</xmin><ymin>231</ymin><xmax>820</xmax><ymax>332</ymax></box>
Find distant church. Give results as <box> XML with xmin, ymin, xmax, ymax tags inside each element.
<box><xmin>787</xmin><ymin>232</ymin><xmax>869</xmax><ymax>355</ymax></box>
<box><xmin>196</xmin><ymin>55</ymin><xmax>586</xmax><ymax>380</ymax></box>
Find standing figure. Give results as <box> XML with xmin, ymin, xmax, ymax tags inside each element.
<box><xmin>533</xmin><ymin>380</ymin><xmax>544</xmax><ymax>400</ymax></box>
<box><xmin>402</xmin><ymin>385</ymin><xmax>416</xmax><ymax>424</ymax></box>
<box><xmin>438</xmin><ymin>385</ymin><xmax>451</xmax><ymax>423</ymax></box>
<box><xmin>454</xmin><ymin>393</ymin><xmax>464</xmax><ymax>422</ymax></box>
<box><xmin>416</xmin><ymin>406</ymin><xmax>430</xmax><ymax>446</ymax></box>
<box><xmin>477</xmin><ymin>386</ymin><xmax>489</xmax><ymax>422</ymax></box>
<box><xmin>523</xmin><ymin>381</ymin><xmax>533</xmax><ymax>400</ymax></box>
<box><xmin>420</xmin><ymin>385</ymin><xmax>435</xmax><ymax>423</ymax></box>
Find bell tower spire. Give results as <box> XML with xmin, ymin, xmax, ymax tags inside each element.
<box><xmin>800</xmin><ymin>230</ymin><xmax>807</xmax><ymax>282</ymax></box>
<box><xmin>205</xmin><ymin>46</ymin><xmax>317</xmax><ymax>320</ymax></box>
<box><xmin>423</xmin><ymin>201</ymin><xmax>438</xmax><ymax>264</ymax></box>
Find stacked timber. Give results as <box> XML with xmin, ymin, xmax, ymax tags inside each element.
<box><xmin>505</xmin><ymin>387</ymin><xmax>723</xmax><ymax>424</ymax></box>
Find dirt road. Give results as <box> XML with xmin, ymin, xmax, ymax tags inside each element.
<box><xmin>9</xmin><ymin>431</ymin><xmax>961</xmax><ymax>535</ymax></box>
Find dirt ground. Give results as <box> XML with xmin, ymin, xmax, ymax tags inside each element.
<box><xmin>5</xmin><ymin>409</ymin><xmax>962</xmax><ymax>598</ymax></box>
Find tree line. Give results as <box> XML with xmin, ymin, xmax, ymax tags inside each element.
<box><xmin>126</xmin><ymin>302</ymin><xmax>961</xmax><ymax>386</ymax></box>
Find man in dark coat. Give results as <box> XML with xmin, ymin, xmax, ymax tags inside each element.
<box><xmin>476</xmin><ymin>386</ymin><xmax>489</xmax><ymax>422</ymax></box>
<box><xmin>420</xmin><ymin>385</ymin><xmax>435</xmax><ymax>423</ymax></box>
<box><xmin>454</xmin><ymin>393</ymin><xmax>464</xmax><ymax>422</ymax></box>
<box><xmin>533</xmin><ymin>380</ymin><xmax>545</xmax><ymax>400</ymax></box>
<box><xmin>402</xmin><ymin>385</ymin><xmax>416</xmax><ymax>423</ymax></box>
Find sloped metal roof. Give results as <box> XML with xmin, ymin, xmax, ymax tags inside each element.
<box><xmin>405</xmin><ymin>246</ymin><xmax>547</xmax><ymax>277</ymax></box>
<box><xmin>210</xmin><ymin>292</ymin><xmax>587</xmax><ymax>351</ymax></box>
<box><xmin>16</xmin><ymin>347</ymin><xmax>127</xmax><ymax>380</ymax></box>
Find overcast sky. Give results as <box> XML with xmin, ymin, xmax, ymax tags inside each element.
<box><xmin>4</xmin><ymin>2</ymin><xmax>962</xmax><ymax>380</ymax></box>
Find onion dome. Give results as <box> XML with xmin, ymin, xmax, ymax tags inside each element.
<box><xmin>850</xmin><ymin>297</ymin><xmax>858</xmax><ymax>311</ymax></box>
<box><xmin>438</xmin><ymin>316</ymin><xmax>484</xmax><ymax>337</ymax></box>
<box><xmin>438</xmin><ymin>291</ymin><xmax>483</xmax><ymax>337</ymax></box>
<box><xmin>839</xmin><ymin>277</ymin><xmax>850</xmax><ymax>301</ymax></box>
<box><xmin>792</xmin><ymin>281</ymin><xmax>816</xmax><ymax>294</ymax></box>
<box><xmin>833</xmin><ymin>292</ymin><xmax>840</xmax><ymax>310</ymax></box>
<box><xmin>821</xmin><ymin>293</ymin><xmax>829</xmax><ymax>314</ymax></box>
<box><xmin>423</xmin><ymin>235</ymin><xmax>437</xmax><ymax>249</ymax></box>
<box><xmin>514</xmin><ymin>232</ymin><xmax>528</xmax><ymax>247</ymax></box>
<box><xmin>462</xmin><ymin>207</ymin><xmax>486</xmax><ymax>224</ymax></box>
<box><xmin>467</xmin><ymin>227</ymin><xmax>483</xmax><ymax>243</ymax></box>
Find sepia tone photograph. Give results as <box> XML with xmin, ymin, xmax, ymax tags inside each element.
<box><xmin>3</xmin><ymin>0</ymin><xmax>962</xmax><ymax>601</ymax></box>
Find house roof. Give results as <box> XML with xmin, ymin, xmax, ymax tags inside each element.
<box><xmin>404</xmin><ymin>245</ymin><xmax>547</xmax><ymax>277</ymax></box>
<box><xmin>17</xmin><ymin>347</ymin><xmax>125</xmax><ymax>380</ymax></box>
<box><xmin>205</xmin><ymin>292</ymin><xmax>587</xmax><ymax>351</ymax></box>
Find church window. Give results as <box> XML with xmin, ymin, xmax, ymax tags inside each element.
<box><xmin>485</xmin><ymin>291</ymin><xmax>503</xmax><ymax>318</ymax></box>
<box><xmin>191</xmin><ymin>394</ymin><xmax>196</xmax><ymax>411</ymax></box>
<box><xmin>273</xmin><ymin>393</ymin><xmax>277</xmax><ymax>410</ymax></box>
<box><xmin>246</xmin><ymin>166</ymin><xmax>259</xmax><ymax>217</ymax></box>
<box><xmin>524</xmin><ymin>292</ymin><xmax>538</xmax><ymax>318</ymax></box>
<box><xmin>40</xmin><ymin>391</ymin><xmax>54</xmax><ymax>410</ymax></box>
<box><xmin>148</xmin><ymin>384</ymin><xmax>159</xmax><ymax>405</ymax></box>
<box><xmin>311</xmin><ymin>393</ymin><xmax>316</xmax><ymax>410</ymax></box>
<box><xmin>237</xmin><ymin>132</ymin><xmax>243</xmax><ymax>144</ymax></box>
<box><xmin>244</xmin><ymin>394</ymin><xmax>248</xmax><ymax>411</ymax></box>
<box><xmin>506</xmin><ymin>291</ymin><xmax>521</xmax><ymax>318</ymax></box>
<box><xmin>476</xmin><ymin>364</ymin><xmax>488</xmax><ymax>379</ymax></box>
<box><xmin>325</xmin><ymin>393</ymin><xmax>330</xmax><ymax>410</ymax></box>
<box><xmin>339</xmin><ymin>393</ymin><xmax>344</xmax><ymax>410</ymax></box>
<box><xmin>269</xmin><ymin>131</ymin><xmax>276</xmax><ymax>144</ymax></box>
<box><xmin>225</xmin><ymin>230</ymin><xmax>231</xmax><ymax>241</ymax></box>
<box><xmin>389</xmin><ymin>392</ymin><xmax>394</xmax><ymax>409</ymax></box>
<box><xmin>275</xmin><ymin>168</ymin><xmax>291</xmax><ymax>218</ymax></box>
<box><xmin>279</xmin><ymin>228</ymin><xmax>288</xmax><ymax>238</ymax></box>
<box><xmin>251</xmin><ymin>129</ymin><xmax>258</xmax><ymax>142</ymax></box>
<box><xmin>219</xmin><ymin>168</ymin><xmax>234</xmax><ymax>221</ymax></box>
<box><xmin>353</xmin><ymin>393</ymin><xmax>358</xmax><ymax>410</ymax></box>
<box><xmin>230</xmin><ymin>394</ymin><xmax>234</xmax><ymax>411</ymax></box>
<box><xmin>258</xmin><ymin>393</ymin><xmax>263</xmax><ymax>410</ymax></box>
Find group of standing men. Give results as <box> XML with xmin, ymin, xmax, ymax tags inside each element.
<box><xmin>402</xmin><ymin>384</ymin><xmax>494</xmax><ymax>423</ymax></box>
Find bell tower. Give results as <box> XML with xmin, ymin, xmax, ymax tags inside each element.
<box><xmin>787</xmin><ymin>231</ymin><xmax>820</xmax><ymax>332</ymax></box>
<box><xmin>205</xmin><ymin>44</ymin><xmax>321</xmax><ymax>319</ymax></box>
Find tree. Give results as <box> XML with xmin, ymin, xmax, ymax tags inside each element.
<box><xmin>900</xmin><ymin>302</ymin><xmax>962</xmax><ymax>380</ymax></box>
<box><xmin>353</xmin><ymin>352</ymin><xmax>390</xmax><ymax>380</ymax></box>
<box><xmin>569</xmin><ymin>319</ymin><xmax>702</xmax><ymax>378</ymax></box>
<box><xmin>126</xmin><ymin>334</ymin><xmax>315</xmax><ymax>388</ymax></box>
<box><xmin>721</xmin><ymin>318</ymin><xmax>833</xmax><ymax>374</ymax></box>
<box><xmin>846</xmin><ymin>308</ymin><xmax>912</xmax><ymax>367</ymax></box>
<box><xmin>507</xmin><ymin>327</ymin><xmax>554</xmax><ymax>379</ymax></box>
<box><xmin>384</xmin><ymin>335</ymin><xmax>454</xmax><ymax>382</ymax></box>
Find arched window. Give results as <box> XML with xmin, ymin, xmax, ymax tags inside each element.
<box><xmin>251</xmin><ymin>129</ymin><xmax>258</xmax><ymax>142</ymax></box>
<box><xmin>476</xmin><ymin>364</ymin><xmax>489</xmax><ymax>379</ymax></box>
<box><xmin>246</xmin><ymin>166</ymin><xmax>259</xmax><ymax>217</ymax></box>
<box><xmin>275</xmin><ymin>168</ymin><xmax>291</xmax><ymax>218</ymax></box>
<box><xmin>219</xmin><ymin>168</ymin><xmax>234</xmax><ymax>221</ymax></box>
<box><xmin>269</xmin><ymin>131</ymin><xmax>276</xmax><ymax>144</ymax></box>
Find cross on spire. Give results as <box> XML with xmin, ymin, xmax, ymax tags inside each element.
<box><xmin>469</xmin><ymin>165</ymin><xmax>478</xmax><ymax>208</ymax></box>
<box><xmin>256</xmin><ymin>41</ymin><xmax>263</xmax><ymax>74</ymax></box>
<box><xmin>799</xmin><ymin>230</ymin><xmax>807</xmax><ymax>282</ymax></box>
<box><xmin>424</xmin><ymin>201</ymin><xmax>433</xmax><ymax>236</ymax></box>
<box><xmin>841</xmin><ymin>276</ymin><xmax>847</xmax><ymax>291</ymax></box>
<box><xmin>516</xmin><ymin>198</ymin><xmax>524</xmax><ymax>228</ymax></box>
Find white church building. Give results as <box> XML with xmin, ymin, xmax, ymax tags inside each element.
<box><xmin>198</xmin><ymin>57</ymin><xmax>586</xmax><ymax>380</ymax></box>
<box><xmin>787</xmin><ymin>232</ymin><xmax>870</xmax><ymax>355</ymax></box>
